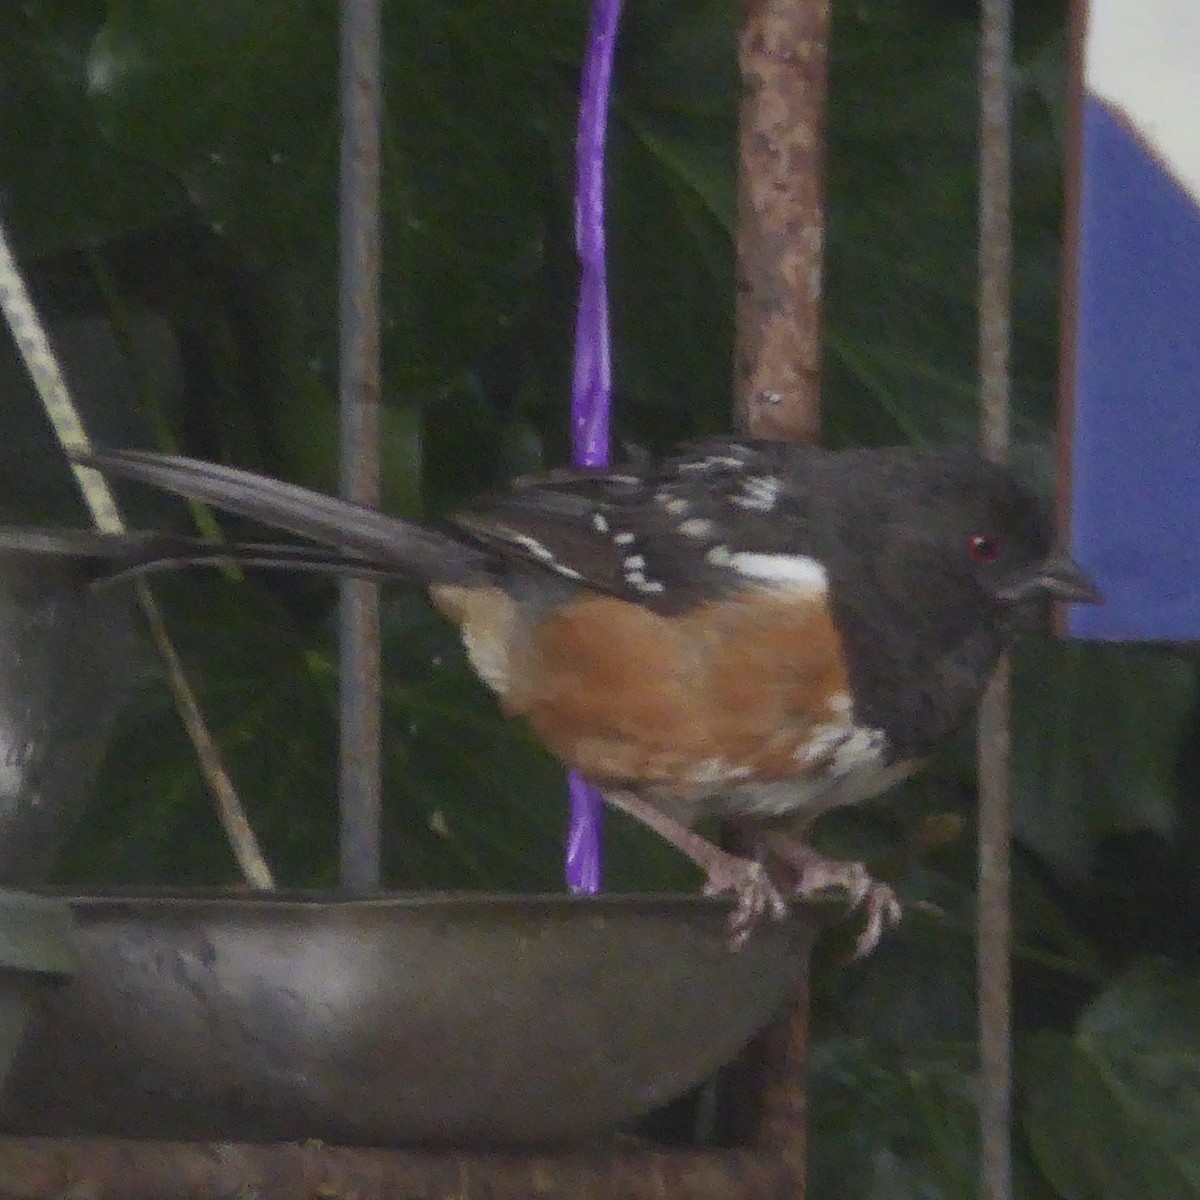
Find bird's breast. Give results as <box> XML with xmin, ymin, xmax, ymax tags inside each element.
<box><xmin>440</xmin><ymin>584</ymin><xmax>891</xmax><ymax>814</ymax></box>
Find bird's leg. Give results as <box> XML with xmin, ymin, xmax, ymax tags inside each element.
<box><xmin>757</xmin><ymin>830</ymin><xmax>901</xmax><ymax>957</ymax></box>
<box><xmin>602</xmin><ymin>790</ymin><xmax>788</xmax><ymax>949</ymax></box>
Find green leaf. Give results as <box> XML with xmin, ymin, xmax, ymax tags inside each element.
<box><xmin>808</xmin><ymin>1035</ymin><xmax>979</xmax><ymax>1200</ymax></box>
<box><xmin>1022</xmin><ymin>960</ymin><xmax>1200</xmax><ymax>1200</ymax></box>
<box><xmin>88</xmin><ymin>0</ymin><xmax>555</xmax><ymax>392</ymax></box>
<box><xmin>823</xmin><ymin>0</ymin><xmax>1066</xmax><ymax>446</ymax></box>
<box><xmin>0</xmin><ymin>5</ymin><xmax>181</xmax><ymax>257</ymax></box>
<box><xmin>603</xmin><ymin>0</ymin><xmax>737</xmax><ymax>426</ymax></box>
<box><xmin>1010</xmin><ymin>641</ymin><xmax>1195</xmax><ymax>879</ymax></box>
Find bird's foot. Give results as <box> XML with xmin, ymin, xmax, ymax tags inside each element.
<box><xmin>600</xmin><ymin>789</ymin><xmax>789</xmax><ymax>951</ymax></box>
<box><xmin>701</xmin><ymin>854</ymin><xmax>789</xmax><ymax>951</ymax></box>
<box><xmin>764</xmin><ymin>837</ymin><xmax>901</xmax><ymax>957</ymax></box>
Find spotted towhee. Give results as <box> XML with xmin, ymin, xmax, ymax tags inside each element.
<box><xmin>8</xmin><ymin>438</ymin><xmax>1099</xmax><ymax>953</ymax></box>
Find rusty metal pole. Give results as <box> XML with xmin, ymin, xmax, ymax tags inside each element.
<box><xmin>976</xmin><ymin>0</ymin><xmax>1014</xmax><ymax>1196</ymax></box>
<box><xmin>734</xmin><ymin>0</ymin><xmax>829</xmax><ymax>443</ymax></box>
<box><xmin>337</xmin><ymin>0</ymin><xmax>384</xmax><ymax>893</ymax></box>
<box><xmin>734</xmin><ymin>1</ymin><xmax>830</xmax><ymax>1189</ymax></box>
<box><xmin>0</xmin><ymin>1138</ymin><xmax>801</xmax><ymax>1198</ymax></box>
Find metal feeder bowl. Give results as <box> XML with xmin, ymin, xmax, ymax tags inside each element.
<box><xmin>0</xmin><ymin>890</ymin><xmax>814</xmax><ymax>1147</ymax></box>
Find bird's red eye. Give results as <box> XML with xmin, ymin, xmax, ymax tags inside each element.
<box><xmin>968</xmin><ymin>534</ymin><xmax>1001</xmax><ymax>563</ymax></box>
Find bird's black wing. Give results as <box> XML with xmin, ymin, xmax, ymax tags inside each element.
<box><xmin>452</xmin><ymin>437</ymin><xmax>835</xmax><ymax>614</ymax></box>
<box><xmin>68</xmin><ymin>442</ymin><xmax>837</xmax><ymax>609</ymax></box>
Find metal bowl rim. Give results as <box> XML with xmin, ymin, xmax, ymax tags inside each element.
<box><xmin>23</xmin><ymin>886</ymin><xmax>831</xmax><ymax>919</ymax></box>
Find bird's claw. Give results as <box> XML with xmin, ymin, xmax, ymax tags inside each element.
<box><xmin>788</xmin><ymin>855</ymin><xmax>902</xmax><ymax>957</ymax></box>
<box><xmin>850</xmin><ymin>881</ymin><xmax>902</xmax><ymax>958</ymax></box>
<box><xmin>702</xmin><ymin>856</ymin><xmax>789</xmax><ymax>950</ymax></box>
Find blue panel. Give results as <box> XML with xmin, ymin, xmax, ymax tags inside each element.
<box><xmin>1068</xmin><ymin>98</ymin><xmax>1200</xmax><ymax>639</ymax></box>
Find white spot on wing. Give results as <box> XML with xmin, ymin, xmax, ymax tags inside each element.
<box><xmin>730</xmin><ymin>553</ymin><xmax>827</xmax><ymax>596</ymax></box>
<box><xmin>626</xmin><ymin>572</ymin><xmax>665</xmax><ymax>594</ymax></box>
<box><xmin>730</xmin><ymin>475</ymin><xmax>782</xmax><ymax>512</ymax></box>
<box><xmin>616</xmin><ymin>540</ymin><xmax>666</xmax><ymax>594</ymax></box>
<box><xmin>679</xmin><ymin>517</ymin><xmax>715</xmax><ymax>539</ymax></box>
<box><xmin>512</xmin><ymin>533</ymin><xmax>555</xmax><ymax>562</ymax></box>
<box><xmin>504</xmin><ymin>530</ymin><xmax>582</xmax><ymax>581</ymax></box>
<box><xmin>592</xmin><ymin>512</ymin><xmax>609</xmax><ymax>533</ymax></box>
<box><xmin>705</xmin><ymin>544</ymin><xmax>733</xmax><ymax>567</ymax></box>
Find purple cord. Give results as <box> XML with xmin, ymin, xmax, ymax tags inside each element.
<box><xmin>566</xmin><ymin>0</ymin><xmax>622</xmax><ymax>894</ymax></box>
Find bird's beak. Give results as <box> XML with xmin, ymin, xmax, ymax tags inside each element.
<box><xmin>997</xmin><ymin>552</ymin><xmax>1102</xmax><ymax>605</ymax></box>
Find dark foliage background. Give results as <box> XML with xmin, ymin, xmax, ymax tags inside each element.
<box><xmin>1</xmin><ymin>0</ymin><xmax>1198</xmax><ymax>1193</ymax></box>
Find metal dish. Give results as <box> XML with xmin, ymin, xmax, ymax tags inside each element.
<box><xmin>0</xmin><ymin>890</ymin><xmax>813</xmax><ymax>1146</ymax></box>
<box><xmin>0</xmin><ymin>551</ymin><xmax>130</xmax><ymax>885</ymax></box>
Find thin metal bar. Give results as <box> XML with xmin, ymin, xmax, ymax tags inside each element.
<box><xmin>733</xmin><ymin>0</ymin><xmax>830</xmax><ymax>443</ymax></box>
<box><xmin>978</xmin><ymin>0</ymin><xmax>1012</xmax><ymax>462</ymax></box>
<box><xmin>337</xmin><ymin>0</ymin><xmax>384</xmax><ymax>893</ymax></box>
<box><xmin>976</xmin><ymin>662</ymin><xmax>1011</xmax><ymax>1200</ymax></box>
<box><xmin>977</xmin><ymin>0</ymin><xmax>1014</xmax><ymax>1193</ymax></box>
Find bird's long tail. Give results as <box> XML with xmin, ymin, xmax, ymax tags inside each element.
<box><xmin>66</xmin><ymin>448</ymin><xmax>492</xmax><ymax>587</ymax></box>
<box><xmin>0</xmin><ymin>526</ymin><xmax>436</xmax><ymax>588</ymax></box>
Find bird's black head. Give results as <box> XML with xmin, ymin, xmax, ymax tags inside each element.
<box><xmin>820</xmin><ymin>445</ymin><xmax>1100</xmax><ymax>753</ymax></box>
<box><xmin>873</xmin><ymin>447</ymin><xmax>1100</xmax><ymax>622</ymax></box>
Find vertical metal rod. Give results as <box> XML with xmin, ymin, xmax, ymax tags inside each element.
<box><xmin>977</xmin><ymin>662</ymin><xmax>1011</xmax><ymax>1200</ymax></box>
<box><xmin>731</xmin><ymin>2</ymin><xmax>831</xmax><ymax>1192</ymax></box>
<box><xmin>977</xmin><ymin>0</ymin><xmax>1013</xmax><ymax>1195</ymax></box>
<box><xmin>733</xmin><ymin>0</ymin><xmax>830</xmax><ymax>443</ymax></box>
<box><xmin>337</xmin><ymin>0</ymin><xmax>384</xmax><ymax>893</ymax></box>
